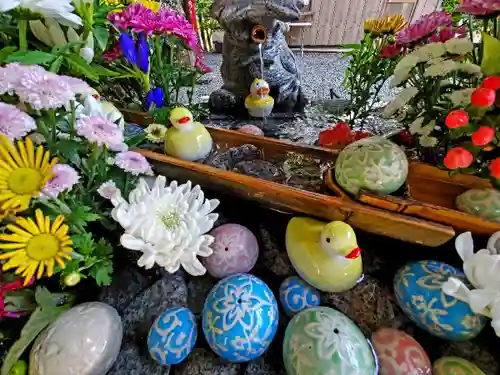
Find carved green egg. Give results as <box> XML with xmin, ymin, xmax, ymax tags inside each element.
<box><xmin>334</xmin><ymin>137</ymin><xmax>408</xmax><ymax>195</ymax></box>
<box><xmin>456</xmin><ymin>188</ymin><xmax>500</xmax><ymax>223</ymax></box>
<box><xmin>433</xmin><ymin>357</ymin><xmax>485</xmax><ymax>375</ymax></box>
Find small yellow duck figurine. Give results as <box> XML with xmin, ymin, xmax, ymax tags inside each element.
<box><xmin>285</xmin><ymin>217</ymin><xmax>363</xmax><ymax>292</ymax></box>
<box><xmin>164</xmin><ymin>107</ymin><xmax>213</xmax><ymax>161</ymax></box>
<box><xmin>245</xmin><ymin>78</ymin><xmax>274</xmax><ymax>118</ymax></box>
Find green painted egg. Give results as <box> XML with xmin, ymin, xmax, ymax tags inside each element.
<box><xmin>334</xmin><ymin>136</ymin><xmax>408</xmax><ymax>195</ymax></box>
<box><xmin>433</xmin><ymin>357</ymin><xmax>485</xmax><ymax>375</ymax></box>
<box><xmin>456</xmin><ymin>188</ymin><xmax>500</xmax><ymax>223</ymax></box>
<box><xmin>282</xmin><ymin>306</ymin><xmax>377</xmax><ymax>375</ymax></box>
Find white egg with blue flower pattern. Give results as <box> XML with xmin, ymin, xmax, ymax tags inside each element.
<box><xmin>147</xmin><ymin>306</ymin><xmax>197</xmax><ymax>365</ymax></box>
<box><xmin>202</xmin><ymin>273</ymin><xmax>279</xmax><ymax>362</ymax></box>
<box><xmin>279</xmin><ymin>276</ymin><xmax>320</xmax><ymax>316</ymax></box>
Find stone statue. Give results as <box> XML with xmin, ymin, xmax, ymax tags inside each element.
<box><xmin>209</xmin><ymin>0</ymin><xmax>308</xmax><ymax>114</ymax></box>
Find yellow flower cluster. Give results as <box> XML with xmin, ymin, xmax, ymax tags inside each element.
<box><xmin>101</xmin><ymin>0</ymin><xmax>161</xmax><ymax>13</ymax></box>
<box><xmin>364</xmin><ymin>14</ymin><xmax>407</xmax><ymax>37</ymax></box>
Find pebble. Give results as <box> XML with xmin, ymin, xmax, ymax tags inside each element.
<box><xmin>187</xmin><ymin>276</ymin><xmax>216</xmax><ymax>315</ymax></box>
<box><xmin>258</xmin><ymin>225</ymin><xmax>295</xmax><ymax>277</ymax></box>
<box><xmin>174</xmin><ymin>349</ymin><xmax>241</xmax><ymax>375</ymax></box>
<box><xmin>245</xmin><ymin>355</ymin><xmax>286</xmax><ymax>375</ymax></box>
<box><xmin>106</xmin><ymin>342</ymin><xmax>170</xmax><ymax>375</ymax></box>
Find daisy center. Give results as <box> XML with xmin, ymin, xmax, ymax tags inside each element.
<box><xmin>158</xmin><ymin>211</ymin><xmax>181</xmax><ymax>230</ymax></box>
<box><xmin>8</xmin><ymin>168</ymin><xmax>42</xmax><ymax>194</ymax></box>
<box><xmin>26</xmin><ymin>234</ymin><xmax>60</xmax><ymax>261</ymax></box>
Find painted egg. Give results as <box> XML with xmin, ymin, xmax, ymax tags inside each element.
<box><xmin>238</xmin><ymin>124</ymin><xmax>264</xmax><ymax>136</ymax></box>
<box><xmin>29</xmin><ymin>302</ymin><xmax>122</xmax><ymax>375</ymax></box>
<box><xmin>456</xmin><ymin>188</ymin><xmax>500</xmax><ymax>223</ymax></box>
<box><xmin>202</xmin><ymin>273</ymin><xmax>278</xmax><ymax>362</ymax></box>
<box><xmin>279</xmin><ymin>276</ymin><xmax>320</xmax><ymax>316</ymax></box>
<box><xmin>371</xmin><ymin>328</ymin><xmax>431</xmax><ymax>375</ymax></box>
<box><xmin>283</xmin><ymin>306</ymin><xmax>377</xmax><ymax>375</ymax></box>
<box><xmin>393</xmin><ymin>260</ymin><xmax>486</xmax><ymax>341</ymax></box>
<box><xmin>334</xmin><ymin>136</ymin><xmax>408</xmax><ymax>195</ymax></box>
<box><xmin>204</xmin><ymin>224</ymin><xmax>259</xmax><ymax>279</ymax></box>
<box><xmin>148</xmin><ymin>306</ymin><xmax>197</xmax><ymax>365</ymax></box>
<box><xmin>433</xmin><ymin>357</ymin><xmax>485</xmax><ymax>375</ymax></box>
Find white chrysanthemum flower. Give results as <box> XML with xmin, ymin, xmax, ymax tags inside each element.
<box><xmin>145</xmin><ymin>123</ymin><xmax>168</xmax><ymax>143</ymax></box>
<box><xmin>412</xmin><ymin>42</ymin><xmax>446</xmax><ymax>62</ymax></box>
<box><xmin>395</xmin><ymin>55</ymin><xmax>420</xmax><ymax>72</ymax></box>
<box><xmin>424</xmin><ymin>59</ymin><xmax>458</xmax><ymax>77</ymax></box>
<box><xmin>445</xmin><ymin>38</ymin><xmax>474</xmax><ymax>56</ymax></box>
<box><xmin>409</xmin><ymin>117</ymin><xmax>425</xmax><ymax>135</ymax></box>
<box><xmin>75</xmin><ymin>94</ymin><xmax>125</xmax><ymax>130</ymax></box>
<box><xmin>448</xmin><ymin>88</ymin><xmax>475</xmax><ymax>107</ymax></box>
<box><xmin>458</xmin><ymin>63</ymin><xmax>482</xmax><ymax>76</ymax></box>
<box><xmin>382</xmin><ymin>87</ymin><xmax>418</xmax><ymax>118</ymax></box>
<box><xmin>0</xmin><ymin>0</ymin><xmax>82</xmax><ymax>26</ymax></box>
<box><xmin>111</xmin><ymin>176</ymin><xmax>220</xmax><ymax>276</ymax></box>
<box><xmin>390</xmin><ymin>67</ymin><xmax>412</xmax><ymax>88</ymax></box>
<box><xmin>419</xmin><ymin>135</ymin><xmax>438</xmax><ymax>147</ymax></box>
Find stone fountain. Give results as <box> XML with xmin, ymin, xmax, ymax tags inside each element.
<box><xmin>209</xmin><ymin>0</ymin><xmax>308</xmax><ymax>115</ymax></box>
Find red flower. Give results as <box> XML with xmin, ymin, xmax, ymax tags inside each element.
<box><xmin>398</xmin><ymin>130</ymin><xmax>413</xmax><ymax>146</ymax></box>
<box><xmin>471</xmin><ymin>87</ymin><xmax>496</xmax><ymax>108</ymax></box>
<box><xmin>380</xmin><ymin>44</ymin><xmax>402</xmax><ymax>59</ymax></box>
<box><xmin>103</xmin><ymin>42</ymin><xmax>122</xmax><ymax>62</ymax></box>
<box><xmin>472</xmin><ymin>126</ymin><xmax>495</xmax><ymax>146</ymax></box>
<box><xmin>444</xmin><ymin>147</ymin><xmax>473</xmax><ymax>170</ymax></box>
<box><xmin>353</xmin><ymin>131</ymin><xmax>371</xmax><ymax>141</ymax></box>
<box><xmin>481</xmin><ymin>76</ymin><xmax>500</xmax><ymax>91</ymax></box>
<box><xmin>319</xmin><ymin>123</ymin><xmax>353</xmax><ymax>148</ymax></box>
<box><xmin>489</xmin><ymin>158</ymin><xmax>500</xmax><ymax>178</ymax></box>
<box><xmin>445</xmin><ymin>110</ymin><xmax>469</xmax><ymax>129</ymax></box>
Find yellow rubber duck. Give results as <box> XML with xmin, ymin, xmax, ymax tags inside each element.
<box><xmin>245</xmin><ymin>78</ymin><xmax>274</xmax><ymax>118</ymax></box>
<box><xmin>164</xmin><ymin>107</ymin><xmax>213</xmax><ymax>161</ymax></box>
<box><xmin>285</xmin><ymin>217</ymin><xmax>363</xmax><ymax>292</ymax></box>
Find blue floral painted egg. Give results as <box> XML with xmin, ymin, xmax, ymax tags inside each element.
<box><xmin>393</xmin><ymin>260</ymin><xmax>486</xmax><ymax>341</ymax></box>
<box><xmin>279</xmin><ymin>276</ymin><xmax>320</xmax><ymax>316</ymax></box>
<box><xmin>147</xmin><ymin>307</ymin><xmax>197</xmax><ymax>365</ymax></box>
<box><xmin>202</xmin><ymin>273</ymin><xmax>279</xmax><ymax>362</ymax></box>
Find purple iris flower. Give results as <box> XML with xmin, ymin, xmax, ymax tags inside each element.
<box><xmin>136</xmin><ymin>33</ymin><xmax>149</xmax><ymax>73</ymax></box>
<box><xmin>119</xmin><ymin>32</ymin><xmax>137</xmax><ymax>65</ymax></box>
<box><xmin>145</xmin><ymin>88</ymin><xmax>165</xmax><ymax>110</ymax></box>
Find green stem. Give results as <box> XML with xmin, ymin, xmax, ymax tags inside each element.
<box><xmin>69</xmin><ymin>101</ymin><xmax>76</xmax><ymax>140</ymax></box>
<box><xmin>122</xmin><ymin>173</ymin><xmax>129</xmax><ymax>195</ymax></box>
<box><xmin>468</xmin><ymin>14</ymin><xmax>477</xmax><ymax>65</ymax></box>
<box><xmin>19</xmin><ymin>19</ymin><xmax>28</xmax><ymax>52</ymax></box>
<box><xmin>49</xmin><ymin>109</ymin><xmax>57</xmax><ymax>143</ymax></box>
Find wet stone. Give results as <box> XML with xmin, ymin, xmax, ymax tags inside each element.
<box><xmin>245</xmin><ymin>354</ymin><xmax>286</xmax><ymax>375</ymax></box>
<box><xmin>107</xmin><ymin>341</ymin><xmax>170</xmax><ymax>375</ymax></box>
<box><xmin>258</xmin><ymin>225</ymin><xmax>295</xmax><ymax>277</ymax></box>
<box><xmin>228</xmin><ymin>144</ymin><xmax>261</xmax><ymax>164</ymax></box>
<box><xmin>187</xmin><ymin>276</ymin><xmax>217</xmax><ymax>315</ymax></box>
<box><xmin>233</xmin><ymin>160</ymin><xmax>284</xmax><ymax>182</ymax></box>
<box><xmin>174</xmin><ymin>348</ymin><xmax>241</xmax><ymax>375</ymax></box>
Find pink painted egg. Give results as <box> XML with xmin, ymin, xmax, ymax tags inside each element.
<box><xmin>204</xmin><ymin>224</ymin><xmax>259</xmax><ymax>278</ymax></box>
<box><xmin>238</xmin><ymin>124</ymin><xmax>264</xmax><ymax>136</ymax></box>
<box><xmin>372</xmin><ymin>328</ymin><xmax>431</xmax><ymax>375</ymax></box>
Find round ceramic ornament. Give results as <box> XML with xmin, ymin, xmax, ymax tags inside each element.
<box><xmin>433</xmin><ymin>357</ymin><xmax>485</xmax><ymax>375</ymax></box>
<box><xmin>238</xmin><ymin>124</ymin><xmax>264</xmax><ymax>136</ymax></box>
<box><xmin>334</xmin><ymin>136</ymin><xmax>408</xmax><ymax>195</ymax></box>
<box><xmin>393</xmin><ymin>260</ymin><xmax>486</xmax><ymax>341</ymax></box>
<box><xmin>147</xmin><ymin>306</ymin><xmax>197</xmax><ymax>365</ymax></box>
<box><xmin>279</xmin><ymin>276</ymin><xmax>320</xmax><ymax>316</ymax></box>
<box><xmin>283</xmin><ymin>306</ymin><xmax>377</xmax><ymax>375</ymax></box>
<box><xmin>371</xmin><ymin>328</ymin><xmax>431</xmax><ymax>375</ymax></box>
<box><xmin>204</xmin><ymin>224</ymin><xmax>259</xmax><ymax>278</ymax></box>
<box><xmin>202</xmin><ymin>273</ymin><xmax>278</xmax><ymax>362</ymax></box>
<box><xmin>29</xmin><ymin>302</ymin><xmax>123</xmax><ymax>375</ymax></box>
<box><xmin>456</xmin><ymin>188</ymin><xmax>500</xmax><ymax>223</ymax></box>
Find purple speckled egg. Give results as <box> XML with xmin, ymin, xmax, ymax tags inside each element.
<box><xmin>204</xmin><ymin>224</ymin><xmax>259</xmax><ymax>278</ymax></box>
<box><xmin>238</xmin><ymin>124</ymin><xmax>264</xmax><ymax>136</ymax></box>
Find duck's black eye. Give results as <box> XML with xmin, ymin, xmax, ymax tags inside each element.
<box><xmin>326</xmin><ymin>238</ymin><xmax>331</xmax><ymax>243</ymax></box>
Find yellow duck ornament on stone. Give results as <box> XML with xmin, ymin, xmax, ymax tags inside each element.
<box><xmin>164</xmin><ymin>107</ymin><xmax>213</xmax><ymax>161</ymax></box>
<box><xmin>245</xmin><ymin>78</ymin><xmax>274</xmax><ymax>118</ymax></box>
<box><xmin>286</xmin><ymin>217</ymin><xmax>363</xmax><ymax>292</ymax></box>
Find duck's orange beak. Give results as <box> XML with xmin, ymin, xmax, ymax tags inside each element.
<box><xmin>178</xmin><ymin>116</ymin><xmax>190</xmax><ymax>124</ymax></box>
<box><xmin>345</xmin><ymin>247</ymin><xmax>361</xmax><ymax>259</ymax></box>
<box><xmin>257</xmin><ymin>87</ymin><xmax>269</xmax><ymax>95</ymax></box>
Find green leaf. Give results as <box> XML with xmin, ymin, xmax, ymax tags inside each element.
<box><xmin>481</xmin><ymin>33</ymin><xmax>500</xmax><ymax>76</ymax></box>
<box><xmin>93</xmin><ymin>26</ymin><xmax>109</xmax><ymax>51</ymax></box>
<box><xmin>126</xmin><ymin>133</ymin><xmax>147</xmax><ymax>147</ymax></box>
<box><xmin>90</xmin><ymin>261</ymin><xmax>113</xmax><ymax>286</ymax></box>
<box><xmin>49</xmin><ymin>55</ymin><xmax>64</xmax><ymax>73</ymax></box>
<box><xmin>0</xmin><ymin>46</ymin><xmax>17</xmax><ymax>64</ymax></box>
<box><xmin>52</xmin><ymin>139</ymin><xmax>83</xmax><ymax>167</ymax></box>
<box><xmin>69</xmin><ymin>205</ymin><xmax>101</xmax><ymax>229</ymax></box>
<box><xmin>64</xmin><ymin>55</ymin><xmax>99</xmax><ymax>81</ymax></box>
<box><xmin>91</xmin><ymin>64</ymin><xmax>123</xmax><ymax>77</ymax></box>
<box><xmin>6</xmin><ymin>51</ymin><xmax>56</xmax><ymax>65</ymax></box>
<box><xmin>94</xmin><ymin>238</ymin><xmax>113</xmax><ymax>257</ymax></box>
<box><xmin>51</xmin><ymin>40</ymin><xmax>84</xmax><ymax>55</ymax></box>
<box><xmin>71</xmin><ymin>233</ymin><xmax>95</xmax><ymax>255</ymax></box>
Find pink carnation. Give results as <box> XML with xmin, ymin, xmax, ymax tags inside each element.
<box><xmin>42</xmin><ymin>164</ymin><xmax>80</xmax><ymax>198</ymax></box>
<box><xmin>396</xmin><ymin>11</ymin><xmax>453</xmax><ymax>45</ymax></box>
<box><xmin>457</xmin><ymin>0</ymin><xmax>500</xmax><ymax>15</ymax></box>
<box><xmin>0</xmin><ymin>102</ymin><xmax>36</xmax><ymax>141</ymax></box>
<box><xmin>114</xmin><ymin>151</ymin><xmax>153</xmax><ymax>175</ymax></box>
<box><xmin>75</xmin><ymin>115</ymin><xmax>127</xmax><ymax>151</ymax></box>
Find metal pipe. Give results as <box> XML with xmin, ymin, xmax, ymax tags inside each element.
<box><xmin>251</xmin><ymin>25</ymin><xmax>267</xmax><ymax>44</ymax></box>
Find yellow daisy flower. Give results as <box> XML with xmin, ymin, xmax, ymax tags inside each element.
<box><xmin>100</xmin><ymin>0</ymin><xmax>125</xmax><ymax>6</ymax></box>
<box><xmin>364</xmin><ymin>14</ymin><xmax>407</xmax><ymax>37</ymax></box>
<box><xmin>0</xmin><ymin>135</ymin><xmax>57</xmax><ymax>219</ymax></box>
<box><xmin>0</xmin><ymin>209</ymin><xmax>73</xmax><ymax>285</ymax></box>
<box><xmin>145</xmin><ymin>123</ymin><xmax>168</xmax><ymax>143</ymax></box>
<box><xmin>132</xmin><ymin>0</ymin><xmax>161</xmax><ymax>13</ymax></box>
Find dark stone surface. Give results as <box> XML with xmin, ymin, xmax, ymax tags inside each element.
<box><xmin>107</xmin><ymin>341</ymin><xmax>171</xmax><ymax>375</ymax></box>
<box><xmin>174</xmin><ymin>349</ymin><xmax>241</xmax><ymax>375</ymax></box>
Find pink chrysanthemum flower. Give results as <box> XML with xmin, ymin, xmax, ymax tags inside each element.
<box><xmin>396</xmin><ymin>11</ymin><xmax>453</xmax><ymax>45</ymax></box>
<box><xmin>0</xmin><ymin>102</ymin><xmax>37</xmax><ymax>141</ymax></box>
<box><xmin>97</xmin><ymin>180</ymin><xmax>121</xmax><ymax>200</ymax></box>
<box><xmin>108</xmin><ymin>3</ymin><xmax>154</xmax><ymax>30</ymax></box>
<box><xmin>42</xmin><ymin>164</ymin><xmax>80</xmax><ymax>198</ymax></box>
<box><xmin>429</xmin><ymin>25</ymin><xmax>468</xmax><ymax>43</ymax></box>
<box><xmin>59</xmin><ymin>75</ymin><xmax>92</xmax><ymax>96</ymax></box>
<box><xmin>457</xmin><ymin>0</ymin><xmax>500</xmax><ymax>15</ymax></box>
<box><xmin>115</xmin><ymin>151</ymin><xmax>153</xmax><ymax>175</ymax></box>
<box><xmin>75</xmin><ymin>115</ymin><xmax>127</xmax><ymax>151</ymax></box>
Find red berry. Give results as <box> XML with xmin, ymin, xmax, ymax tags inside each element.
<box><xmin>443</xmin><ymin>147</ymin><xmax>473</xmax><ymax>170</ymax></box>
<box><xmin>471</xmin><ymin>126</ymin><xmax>495</xmax><ymax>146</ymax></box>
<box><xmin>471</xmin><ymin>87</ymin><xmax>496</xmax><ymax>108</ymax></box>
<box><xmin>489</xmin><ymin>158</ymin><xmax>500</xmax><ymax>178</ymax></box>
<box><xmin>445</xmin><ymin>110</ymin><xmax>469</xmax><ymax>129</ymax></box>
<box><xmin>481</xmin><ymin>76</ymin><xmax>500</xmax><ymax>91</ymax></box>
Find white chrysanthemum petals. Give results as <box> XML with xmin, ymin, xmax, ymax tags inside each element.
<box><xmin>445</xmin><ymin>38</ymin><xmax>474</xmax><ymax>55</ymax></box>
<box><xmin>424</xmin><ymin>59</ymin><xmax>458</xmax><ymax>77</ymax></box>
<box><xmin>448</xmin><ymin>88</ymin><xmax>475</xmax><ymax>107</ymax></box>
<box><xmin>120</xmin><ymin>234</ymin><xmax>146</xmax><ymax>250</ymax></box>
<box><xmin>412</xmin><ymin>42</ymin><xmax>446</xmax><ymax>62</ymax></box>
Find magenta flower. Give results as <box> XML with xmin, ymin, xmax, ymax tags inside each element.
<box><xmin>396</xmin><ymin>11</ymin><xmax>453</xmax><ymax>45</ymax></box>
<box><xmin>428</xmin><ymin>25</ymin><xmax>468</xmax><ymax>43</ymax></box>
<box><xmin>75</xmin><ymin>116</ymin><xmax>127</xmax><ymax>151</ymax></box>
<box><xmin>108</xmin><ymin>3</ymin><xmax>155</xmax><ymax>31</ymax></box>
<box><xmin>457</xmin><ymin>0</ymin><xmax>500</xmax><ymax>15</ymax></box>
<box><xmin>115</xmin><ymin>151</ymin><xmax>153</xmax><ymax>175</ymax></box>
<box><xmin>42</xmin><ymin>164</ymin><xmax>80</xmax><ymax>198</ymax></box>
<box><xmin>0</xmin><ymin>102</ymin><xmax>36</xmax><ymax>141</ymax></box>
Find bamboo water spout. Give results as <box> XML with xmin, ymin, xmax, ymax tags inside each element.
<box><xmin>251</xmin><ymin>25</ymin><xmax>267</xmax><ymax>44</ymax></box>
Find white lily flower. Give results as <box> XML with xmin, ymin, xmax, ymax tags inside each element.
<box><xmin>0</xmin><ymin>0</ymin><xmax>82</xmax><ymax>26</ymax></box>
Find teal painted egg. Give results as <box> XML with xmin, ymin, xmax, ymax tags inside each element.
<box><xmin>334</xmin><ymin>136</ymin><xmax>408</xmax><ymax>195</ymax></box>
<box><xmin>283</xmin><ymin>306</ymin><xmax>377</xmax><ymax>375</ymax></box>
<box><xmin>147</xmin><ymin>307</ymin><xmax>197</xmax><ymax>365</ymax></box>
<box><xmin>456</xmin><ymin>188</ymin><xmax>500</xmax><ymax>223</ymax></box>
<box><xmin>393</xmin><ymin>261</ymin><xmax>486</xmax><ymax>341</ymax></box>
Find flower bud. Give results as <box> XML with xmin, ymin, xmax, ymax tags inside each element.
<box><xmin>64</xmin><ymin>272</ymin><xmax>81</xmax><ymax>287</ymax></box>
